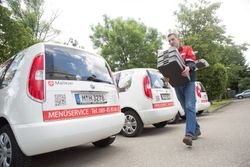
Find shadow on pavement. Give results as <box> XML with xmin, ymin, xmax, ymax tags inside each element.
<box><xmin>31</xmin><ymin>144</ymin><xmax>122</xmax><ymax>167</ymax></box>
<box><xmin>139</xmin><ymin>125</ymin><xmax>178</xmax><ymax>137</ymax></box>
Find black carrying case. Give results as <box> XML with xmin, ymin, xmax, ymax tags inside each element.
<box><xmin>157</xmin><ymin>47</ymin><xmax>190</xmax><ymax>87</ymax></box>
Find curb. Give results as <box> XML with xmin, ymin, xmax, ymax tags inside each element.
<box><xmin>205</xmin><ymin>100</ymin><xmax>233</xmax><ymax>113</ymax></box>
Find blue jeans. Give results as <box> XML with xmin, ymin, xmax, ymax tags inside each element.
<box><xmin>175</xmin><ymin>82</ymin><xmax>200</xmax><ymax>137</ymax></box>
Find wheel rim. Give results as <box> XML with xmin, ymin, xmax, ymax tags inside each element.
<box><xmin>123</xmin><ymin>115</ymin><xmax>137</xmax><ymax>135</ymax></box>
<box><xmin>0</xmin><ymin>133</ymin><xmax>12</xmax><ymax>167</ymax></box>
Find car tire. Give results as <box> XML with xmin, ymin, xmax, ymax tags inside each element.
<box><xmin>153</xmin><ymin>121</ymin><xmax>168</xmax><ymax>128</ymax></box>
<box><xmin>180</xmin><ymin>115</ymin><xmax>186</xmax><ymax>120</ymax></box>
<box><xmin>197</xmin><ymin>110</ymin><xmax>204</xmax><ymax>115</ymax></box>
<box><xmin>121</xmin><ymin>110</ymin><xmax>143</xmax><ymax>137</ymax></box>
<box><xmin>92</xmin><ymin>136</ymin><xmax>116</xmax><ymax>147</ymax></box>
<box><xmin>0</xmin><ymin>125</ymin><xmax>31</xmax><ymax>167</ymax></box>
<box><xmin>238</xmin><ymin>96</ymin><xmax>243</xmax><ymax>99</ymax></box>
<box><xmin>168</xmin><ymin>112</ymin><xmax>180</xmax><ymax>124</ymax></box>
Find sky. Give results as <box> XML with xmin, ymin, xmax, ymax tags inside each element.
<box><xmin>44</xmin><ymin>0</ymin><xmax>250</xmax><ymax>64</ymax></box>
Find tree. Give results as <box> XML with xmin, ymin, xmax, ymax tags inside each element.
<box><xmin>174</xmin><ymin>0</ymin><xmax>228</xmax><ymax>64</ymax></box>
<box><xmin>64</xmin><ymin>38</ymin><xmax>84</xmax><ymax>49</ymax></box>
<box><xmin>174</xmin><ymin>0</ymin><xmax>248</xmax><ymax>99</ymax></box>
<box><xmin>220</xmin><ymin>43</ymin><xmax>248</xmax><ymax>92</ymax></box>
<box><xmin>238</xmin><ymin>77</ymin><xmax>250</xmax><ymax>92</ymax></box>
<box><xmin>90</xmin><ymin>15</ymin><xmax>163</xmax><ymax>71</ymax></box>
<box><xmin>6</xmin><ymin>0</ymin><xmax>60</xmax><ymax>41</ymax></box>
<box><xmin>0</xmin><ymin>5</ymin><xmax>34</xmax><ymax>63</ymax></box>
<box><xmin>201</xmin><ymin>63</ymin><xmax>228</xmax><ymax>100</ymax></box>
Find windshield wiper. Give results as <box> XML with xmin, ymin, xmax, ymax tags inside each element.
<box><xmin>86</xmin><ymin>75</ymin><xmax>112</xmax><ymax>84</ymax></box>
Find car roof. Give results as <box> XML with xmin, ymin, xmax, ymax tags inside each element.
<box><xmin>27</xmin><ymin>42</ymin><xmax>102</xmax><ymax>59</ymax></box>
<box><xmin>114</xmin><ymin>68</ymin><xmax>158</xmax><ymax>74</ymax></box>
<box><xmin>43</xmin><ymin>42</ymin><xmax>101</xmax><ymax>57</ymax></box>
<box><xmin>115</xmin><ymin>69</ymin><xmax>204</xmax><ymax>85</ymax></box>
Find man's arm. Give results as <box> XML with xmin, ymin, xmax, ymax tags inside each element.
<box><xmin>185</xmin><ymin>46</ymin><xmax>196</xmax><ymax>71</ymax></box>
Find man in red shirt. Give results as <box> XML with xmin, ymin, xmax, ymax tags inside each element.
<box><xmin>167</xmin><ymin>33</ymin><xmax>201</xmax><ymax>146</ymax></box>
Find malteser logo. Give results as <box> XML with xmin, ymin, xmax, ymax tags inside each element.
<box><xmin>48</xmin><ymin>80</ymin><xmax>74</xmax><ymax>87</ymax></box>
<box><xmin>48</xmin><ymin>81</ymin><xmax>54</xmax><ymax>87</ymax></box>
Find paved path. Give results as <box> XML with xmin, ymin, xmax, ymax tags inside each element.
<box><xmin>32</xmin><ymin>99</ymin><xmax>250</xmax><ymax>167</ymax></box>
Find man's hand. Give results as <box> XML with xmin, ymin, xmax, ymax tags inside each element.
<box><xmin>182</xmin><ymin>66</ymin><xmax>190</xmax><ymax>77</ymax></box>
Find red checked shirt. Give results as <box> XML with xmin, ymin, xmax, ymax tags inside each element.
<box><xmin>178</xmin><ymin>46</ymin><xmax>197</xmax><ymax>81</ymax></box>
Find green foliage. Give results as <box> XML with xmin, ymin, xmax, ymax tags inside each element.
<box><xmin>6</xmin><ymin>0</ymin><xmax>60</xmax><ymax>41</ymax></box>
<box><xmin>238</xmin><ymin>77</ymin><xmax>250</xmax><ymax>91</ymax></box>
<box><xmin>201</xmin><ymin>63</ymin><xmax>228</xmax><ymax>100</ymax></box>
<box><xmin>175</xmin><ymin>0</ymin><xmax>227</xmax><ymax>64</ymax></box>
<box><xmin>0</xmin><ymin>5</ymin><xmax>34</xmax><ymax>63</ymax></box>
<box><xmin>64</xmin><ymin>38</ymin><xmax>84</xmax><ymax>49</ymax></box>
<box><xmin>220</xmin><ymin>42</ymin><xmax>249</xmax><ymax>91</ymax></box>
<box><xmin>90</xmin><ymin>15</ymin><xmax>163</xmax><ymax>71</ymax></box>
<box><xmin>174</xmin><ymin>0</ymin><xmax>248</xmax><ymax>99</ymax></box>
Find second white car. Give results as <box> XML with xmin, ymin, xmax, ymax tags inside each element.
<box><xmin>114</xmin><ymin>68</ymin><xmax>178</xmax><ymax>137</ymax></box>
<box><xmin>169</xmin><ymin>81</ymin><xmax>211</xmax><ymax>123</ymax></box>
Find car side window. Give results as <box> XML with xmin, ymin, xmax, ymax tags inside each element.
<box><xmin>244</xmin><ymin>90</ymin><xmax>250</xmax><ymax>94</ymax></box>
<box><xmin>0</xmin><ymin>64</ymin><xmax>8</xmax><ymax>79</ymax></box>
<box><xmin>148</xmin><ymin>70</ymin><xmax>167</xmax><ymax>89</ymax></box>
<box><xmin>0</xmin><ymin>58</ymin><xmax>14</xmax><ymax>87</ymax></box>
<box><xmin>114</xmin><ymin>73</ymin><xmax>120</xmax><ymax>87</ymax></box>
<box><xmin>1</xmin><ymin>53</ymin><xmax>24</xmax><ymax>87</ymax></box>
<box><xmin>116</xmin><ymin>71</ymin><xmax>134</xmax><ymax>92</ymax></box>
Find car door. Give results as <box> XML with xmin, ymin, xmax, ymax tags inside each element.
<box><xmin>0</xmin><ymin>54</ymin><xmax>24</xmax><ymax>116</ymax></box>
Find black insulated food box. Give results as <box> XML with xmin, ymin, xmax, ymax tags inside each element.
<box><xmin>157</xmin><ymin>47</ymin><xmax>190</xmax><ymax>87</ymax></box>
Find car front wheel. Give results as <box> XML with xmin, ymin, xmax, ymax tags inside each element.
<box><xmin>238</xmin><ymin>96</ymin><xmax>243</xmax><ymax>99</ymax></box>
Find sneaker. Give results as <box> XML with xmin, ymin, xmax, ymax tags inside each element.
<box><xmin>183</xmin><ymin>135</ymin><xmax>192</xmax><ymax>146</ymax></box>
<box><xmin>192</xmin><ymin>135</ymin><xmax>198</xmax><ymax>140</ymax></box>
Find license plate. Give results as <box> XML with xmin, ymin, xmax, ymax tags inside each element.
<box><xmin>161</xmin><ymin>93</ymin><xmax>171</xmax><ymax>100</ymax></box>
<box><xmin>75</xmin><ymin>92</ymin><xmax>107</xmax><ymax>105</ymax></box>
<box><xmin>202</xmin><ymin>95</ymin><xmax>207</xmax><ymax>100</ymax></box>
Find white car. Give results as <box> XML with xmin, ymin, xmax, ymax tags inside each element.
<box><xmin>0</xmin><ymin>43</ymin><xmax>124</xmax><ymax>167</ymax></box>
<box><xmin>114</xmin><ymin>68</ymin><xmax>178</xmax><ymax>137</ymax></box>
<box><xmin>169</xmin><ymin>81</ymin><xmax>211</xmax><ymax>123</ymax></box>
<box><xmin>195</xmin><ymin>81</ymin><xmax>211</xmax><ymax>114</ymax></box>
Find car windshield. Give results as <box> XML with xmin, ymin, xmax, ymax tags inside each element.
<box><xmin>45</xmin><ymin>45</ymin><xmax>113</xmax><ymax>84</ymax></box>
<box><xmin>148</xmin><ymin>70</ymin><xmax>167</xmax><ymax>89</ymax></box>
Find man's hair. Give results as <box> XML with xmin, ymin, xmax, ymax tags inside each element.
<box><xmin>167</xmin><ymin>33</ymin><xmax>179</xmax><ymax>39</ymax></box>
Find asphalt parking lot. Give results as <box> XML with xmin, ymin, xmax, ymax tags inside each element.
<box><xmin>32</xmin><ymin>99</ymin><xmax>250</xmax><ymax>167</ymax></box>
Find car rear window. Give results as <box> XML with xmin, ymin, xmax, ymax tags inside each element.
<box><xmin>198</xmin><ymin>83</ymin><xmax>206</xmax><ymax>92</ymax></box>
<box><xmin>45</xmin><ymin>45</ymin><xmax>113</xmax><ymax>84</ymax></box>
<box><xmin>148</xmin><ymin>70</ymin><xmax>168</xmax><ymax>89</ymax></box>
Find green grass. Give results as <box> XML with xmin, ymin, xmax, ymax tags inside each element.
<box><xmin>207</xmin><ymin>99</ymin><xmax>233</xmax><ymax>113</ymax></box>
